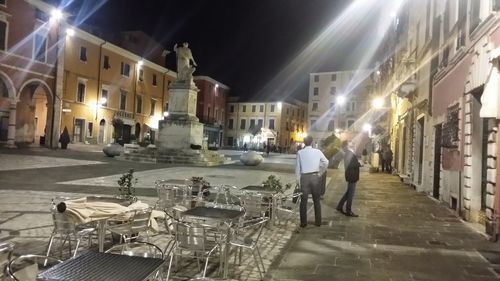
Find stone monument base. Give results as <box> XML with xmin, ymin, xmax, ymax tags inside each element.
<box><xmin>156</xmin><ymin>117</ymin><xmax>203</xmax><ymax>149</ymax></box>
<box><xmin>117</xmin><ymin>146</ymin><xmax>231</xmax><ymax>166</ymax></box>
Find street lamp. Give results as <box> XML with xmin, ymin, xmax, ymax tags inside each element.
<box><xmin>95</xmin><ymin>97</ymin><xmax>107</xmax><ymax>120</ymax></box>
<box><xmin>50</xmin><ymin>9</ymin><xmax>63</xmax><ymax>22</ymax></box>
<box><xmin>336</xmin><ymin>95</ymin><xmax>346</xmax><ymax>105</ymax></box>
<box><xmin>65</xmin><ymin>28</ymin><xmax>75</xmax><ymax>37</ymax></box>
<box><xmin>372</xmin><ymin>97</ymin><xmax>384</xmax><ymax>109</ymax></box>
<box><xmin>363</xmin><ymin>123</ymin><xmax>372</xmax><ymax>137</ymax></box>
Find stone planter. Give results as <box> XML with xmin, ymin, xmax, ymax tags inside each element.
<box><xmin>240</xmin><ymin>151</ymin><xmax>263</xmax><ymax>166</ymax></box>
<box><xmin>103</xmin><ymin>143</ymin><xmax>123</xmax><ymax>157</ymax></box>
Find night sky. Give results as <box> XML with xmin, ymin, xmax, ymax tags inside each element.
<box><xmin>64</xmin><ymin>0</ymin><xmax>378</xmax><ymax>101</ymax></box>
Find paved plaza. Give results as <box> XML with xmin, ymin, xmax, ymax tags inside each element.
<box><xmin>1</xmin><ymin>145</ymin><xmax>500</xmax><ymax>280</ymax></box>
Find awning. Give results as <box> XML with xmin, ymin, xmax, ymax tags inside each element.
<box><xmin>480</xmin><ymin>47</ymin><xmax>500</xmax><ymax>118</ymax></box>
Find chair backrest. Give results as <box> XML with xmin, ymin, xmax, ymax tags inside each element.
<box><xmin>0</xmin><ymin>242</ymin><xmax>14</xmax><ymax>279</ymax></box>
<box><xmin>7</xmin><ymin>255</ymin><xmax>62</xmax><ymax>281</ymax></box>
<box><xmin>155</xmin><ymin>181</ymin><xmax>192</xmax><ymax>209</ymax></box>
<box><xmin>51</xmin><ymin>210</ymin><xmax>77</xmax><ymax>234</ymax></box>
<box><xmin>174</xmin><ymin>222</ymin><xmax>209</xmax><ymax>252</ymax></box>
<box><xmin>105</xmin><ymin>242</ymin><xmax>164</xmax><ymax>259</ymax></box>
<box><xmin>278</xmin><ymin>192</ymin><xmax>302</xmax><ymax>210</ymax></box>
<box><xmin>241</xmin><ymin>192</ymin><xmax>270</xmax><ymax>218</ymax></box>
<box><xmin>129</xmin><ymin>208</ymin><xmax>152</xmax><ymax>233</ymax></box>
<box><xmin>237</xmin><ymin>217</ymin><xmax>269</xmax><ymax>244</ymax></box>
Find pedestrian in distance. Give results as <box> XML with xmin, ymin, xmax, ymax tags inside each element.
<box><xmin>337</xmin><ymin>140</ymin><xmax>361</xmax><ymax>217</ymax></box>
<box><xmin>383</xmin><ymin>144</ymin><xmax>393</xmax><ymax>174</ymax></box>
<box><xmin>295</xmin><ymin>136</ymin><xmax>329</xmax><ymax>227</ymax></box>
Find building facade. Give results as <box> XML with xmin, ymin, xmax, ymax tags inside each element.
<box><xmin>0</xmin><ymin>0</ymin><xmax>61</xmax><ymax>148</ymax></box>
<box><xmin>60</xmin><ymin>27</ymin><xmax>175</xmax><ymax>145</ymax></box>
<box><xmin>0</xmin><ymin>0</ymin><xmax>176</xmax><ymax>148</ymax></box>
<box><xmin>308</xmin><ymin>70</ymin><xmax>373</xmax><ymax>152</ymax></box>
<box><xmin>375</xmin><ymin>0</ymin><xmax>500</xmax><ymax>238</ymax></box>
<box><xmin>225</xmin><ymin>98</ymin><xmax>307</xmax><ymax>151</ymax></box>
<box><xmin>194</xmin><ymin>76</ymin><xmax>228</xmax><ymax>148</ymax></box>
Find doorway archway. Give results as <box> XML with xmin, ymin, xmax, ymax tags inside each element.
<box><xmin>16</xmin><ymin>80</ymin><xmax>52</xmax><ymax>146</ymax></box>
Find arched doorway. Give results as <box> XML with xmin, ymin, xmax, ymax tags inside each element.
<box><xmin>0</xmin><ymin>79</ymin><xmax>11</xmax><ymax>141</ymax></box>
<box><xmin>16</xmin><ymin>81</ymin><xmax>52</xmax><ymax>146</ymax></box>
<box><xmin>99</xmin><ymin>119</ymin><xmax>106</xmax><ymax>144</ymax></box>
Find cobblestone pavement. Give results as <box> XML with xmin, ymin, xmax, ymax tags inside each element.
<box><xmin>268</xmin><ymin>171</ymin><xmax>500</xmax><ymax>281</ymax></box>
<box><xmin>2</xmin><ymin>147</ymin><xmax>500</xmax><ymax>280</ymax></box>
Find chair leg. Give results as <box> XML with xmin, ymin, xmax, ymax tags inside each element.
<box><xmin>252</xmin><ymin>250</ymin><xmax>264</xmax><ymax>280</ymax></box>
<box><xmin>256</xmin><ymin>246</ymin><xmax>266</xmax><ymax>273</ymax></box>
<box><xmin>73</xmin><ymin>237</ymin><xmax>81</xmax><ymax>257</ymax></box>
<box><xmin>46</xmin><ymin>234</ymin><xmax>55</xmax><ymax>257</ymax></box>
<box><xmin>238</xmin><ymin>247</ymin><xmax>243</xmax><ymax>265</ymax></box>
<box><xmin>166</xmin><ymin>250</ymin><xmax>174</xmax><ymax>281</ymax></box>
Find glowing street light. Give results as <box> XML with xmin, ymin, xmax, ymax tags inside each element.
<box><xmin>372</xmin><ymin>97</ymin><xmax>384</xmax><ymax>109</ymax></box>
<box><xmin>277</xmin><ymin>102</ymin><xmax>283</xmax><ymax>110</ymax></box>
<box><xmin>138</xmin><ymin>60</ymin><xmax>144</xmax><ymax>67</ymax></box>
<box><xmin>50</xmin><ymin>9</ymin><xmax>63</xmax><ymax>21</ymax></box>
<box><xmin>163</xmin><ymin>111</ymin><xmax>169</xmax><ymax>117</ymax></box>
<box><xmin>99</xmin><ymin>97</ymin><xmax>107</xmax><ymax>105</ymax></box>
<box><xmin>336</xmin><ymin>95</ymin><xmax>346</xmax><ymax>105</ymax></box>
<box><xmin>66</xmin><ymin>28</ymin><xmax>75</xmax><ymax>37</ymax></box>
<box><xmin>362</xmin><ymin>123</ymin><xmax>372</xmax><ymax>132</ymax></box>
<box><xmin>215</xmin><ymin>84</ymin><xmax>219</xmax><ymax>89</ymax></box>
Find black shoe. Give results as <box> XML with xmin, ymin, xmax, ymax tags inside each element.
<box><xmin>300</xmin><ymin>224</ymin><xmax>307</xmax><ymax>228</ymax></box>
<box><xmin>345</xmin><ymin>212</ymin><xmax>359</xmax><ymax>217</ymax></box>
<box><xmin>315</xmin><ymin>223</ymin><xmax>321</xmax><ymax>227</ymax></box>
<box><xmin>336</xmin><ymin>207</ymin><xmax>346</xmax><ymax>215</ymax></box>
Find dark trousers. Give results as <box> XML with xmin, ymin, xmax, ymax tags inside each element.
<box><xmin>381</xmin><ymin>159</ymin><xmax>392</xmax><ymax>173</ymax></box>
<box><xmin>337</xmin><ymin>181</ymin><xmax>357</xmax><ymax>213</ymax></box>
<box><xmin>300</xmin><ymin>173</ymin><xmax>322</xmax><ymax>226</ymax></box>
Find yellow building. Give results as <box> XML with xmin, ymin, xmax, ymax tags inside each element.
<box><xmin>60</xmin><ymin>26</ymin><xmax>175</xmax><ymax>145</ymax></box>
<box><xmin>225</xmin><ymin>98</ymin><xmax>308</xmax><ymax>151</ymax></box>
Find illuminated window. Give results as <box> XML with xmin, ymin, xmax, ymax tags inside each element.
<box><xmin>120</xmin><ymin>62</ymin><xmax>130</xmax><ymax>77</ymax></box>
<box><xmin>79</xmin><ymin>46</ymin><xmax>87</xmax><ymax>62</ymax></box>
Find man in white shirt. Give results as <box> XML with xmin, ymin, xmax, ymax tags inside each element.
<box><xmin>295</xmin><ymin>136</ymin><xmax>329</xmax><ymax>227</ymax></box>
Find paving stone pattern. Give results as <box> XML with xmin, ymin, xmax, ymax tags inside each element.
<box><xmin>268</xmin><ymin>171</ymin><xmax>500</xmax><ymax>281</ymax></box>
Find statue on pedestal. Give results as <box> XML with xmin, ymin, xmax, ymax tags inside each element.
<box><xmin>174</xmin><ymin>42</ymin><xmax>197</xmax><ymax>82</ymax></box>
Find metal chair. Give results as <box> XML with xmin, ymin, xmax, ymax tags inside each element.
<box><xmin>45</xmin><ymin>206</ymin><xmax>95</xmax><ymax>259</ymax></box>
<box><xmin>241</xmin><ymin>192</ymin><xmax>271</xmax><ymax>219</ymax></box>
<box><xmin>7</xmin><ymin>255</ymin><xmax>62</xmax><ymax>281</ymax></box>
<box><xmin>166</xmin><ymin>222</ymin><xmax>221</xmax><ymax>281</ymax></box>
<box><xmin>230</xmin><ymin>217</ymin><xmax>269</xmax><ymax>280</ymax></box>
<box><xmin>107</xmin><ymin>208</ymin><xmax>153</xmax><ymax>243</ymax></box>
<box><xmin>0</xmin><ymin>242</ymin><xmax>14</xmax><ymax>280</ymax></box>
<box><xmin>275</xmin><ymin>192</ymin><xmax>302</xmax><ymax>225</ymax></box>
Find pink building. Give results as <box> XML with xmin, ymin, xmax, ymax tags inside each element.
<box><xmin>194</xmin><ymin>76</ymin><xmax>229</xmax><ymax>147</ymax></box>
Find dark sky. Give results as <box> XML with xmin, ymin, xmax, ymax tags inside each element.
<box><xmin>65</xmin><ymin>0</ymin><xmax>378</xmax><ymax>101</ymax></box>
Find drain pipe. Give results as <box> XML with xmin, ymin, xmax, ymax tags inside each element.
<box><xmin>492</xmin><ymin>120</ymin><xmax>500</xmax><ymax>242</ymax></box>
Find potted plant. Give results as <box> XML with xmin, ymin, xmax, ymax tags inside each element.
<box><xmin>59</xmin><ymin>127</ymin><xmax>71</xmax><ymax>149</ymax></box>
<box><xmin>117</xmin><ymin>168</ymin><xmax>138</xmax><ymax>203</ymax></box>
<box><xmin>262</xmin><ymin>175</ymin><xmax>292</xmax><ymax>194</ymax></box>
<box><xmin>191</xmin><ymin>176</ymin><xmax>210</xmax><ymax>197</ymax></box>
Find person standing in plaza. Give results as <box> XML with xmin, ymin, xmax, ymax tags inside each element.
<box><xmin>337</xmin><ymin>140</ymin><xmax>361</xmax><ymax>217</ymax></box>
<box><xmin>295</xmin><ymin>136</ymin><xmax>329</xmax><ymax>227</ymax></box>
<box><xmin>383</xmin><ymin>145</ymin><xmax>393</xmax><ymax>173</ymax></box>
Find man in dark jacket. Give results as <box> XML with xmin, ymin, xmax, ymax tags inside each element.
<box><xmin>336</xmin><ymin>140</ymin><xmax>361</xmax><ymax>217</ymax></box>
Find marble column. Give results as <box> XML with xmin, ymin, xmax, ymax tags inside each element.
<box><xmin>6</xmin><ymin>102</ymin><xmax>16</xmax><ymax>148</ymax></box>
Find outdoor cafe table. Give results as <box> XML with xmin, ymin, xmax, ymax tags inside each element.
<box><xmin>37</xmin><ymin>251</ymin><xmax>165</xmax><ymax>281</ymax></box>
<box><xmin>241</xmin><ymin>185</ymin><xmax>278</xmax><ymax>227</ymax></box>
<box><xmin>181</xmin><ymin>206</ymin><xmax>245</xmax><ymax>279</ymax></box>
<box><xmin>62</xmin><ymin>196</ymin><xmax>146</xmax><ymax>252</ymax></box>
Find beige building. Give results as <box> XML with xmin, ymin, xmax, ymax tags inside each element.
<box><xmin>308</xmin><ymin>70</ymin><xmax>373</xmax><ymax>150</ymax></box>
<box><xmin>225</xmin><ymin>98</ymin><xmax>307</xmax><ymax>151</ymax></box>
<box><xmin>60</xmin><ymin>25</ymin><xmax>176</xmax><ymax>145</ymax></box>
